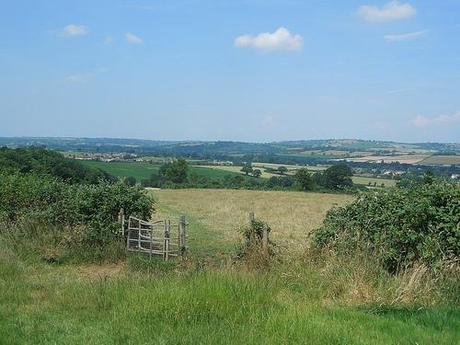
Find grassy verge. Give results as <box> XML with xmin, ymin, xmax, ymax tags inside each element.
<box><xmin>1</xmin><ymin>246</ymin><xmax>459</xmax><ymax>345</ymax></box>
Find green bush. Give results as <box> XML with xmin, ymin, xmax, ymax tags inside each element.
<box><xmin>313</xmin><ymin>180</ymin><xmax>460</xmax><ymax>272</ymax></box>
<box><xmin>0</xmin><ymin>173</ymin><xmax>154</xmax><ymax>249</ymax></box>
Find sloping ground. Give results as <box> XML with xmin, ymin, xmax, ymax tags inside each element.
<box><xmin>1</xmin><ymin>188</ymin><xmax>458</xmax><ymax>344</ymax></box>
<box><xmin>418</xmin><ymin>155</ymin><xmax>460</xmax><ymax>166</ymax></box>
<box><xmin>346</xmin><ymin>155</ymin><xmax>429</xmax><ymax>164</ymax></box>
<box><xmin>1</xmin><ymin>250</ymin><xmax>458</xmax><ymax>345</ymax></box>
<box><xmin>151</xmin><ymin>189</ymin><xmax>353</xmax><ymax>255</ymax></box>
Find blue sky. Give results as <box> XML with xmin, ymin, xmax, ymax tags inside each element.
<box><xmin>1</xmin><ymin>0</ymin><xmax>459</xmax><ymax>142</ymax></box>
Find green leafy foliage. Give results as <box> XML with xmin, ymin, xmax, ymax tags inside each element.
<box><xmin>237</xmin><ymin>218</ymin><xmax>276</xmax><ymax>264</ymax></box>
<box><xmin>158</xmin><ymin>158</ymin><xmax>189</xmax><ymax>183</ymax></box>
<box><xmin>0</xmin><ymin>172</ymin><xmax>154</xmax><ymax>249</ymax></box>
<box><xmin>294</xmin><ymin>168</ymin><xmax>314</xmax><ymax>191</ymax></box>
<box><xmin>252</xmin><ymin>169</ymin><xmax>262</xmax><ymax>178</ymax></box>
<box><xmin>313</xmin><ymin>180</ymin><xmax>460</xmax><ymax>272</ymax></box>
<box><xmin>240</xmin><ymin>163</ymin><xmax>253</xmax><ymax>176</ymax></box>
<box><xmin>123</xmin><ymin>176</ymin><xmax>137</xmax><ymax>186</ymax></box>
<box><xmin>314</xmin><ymin>164</ymin><xmax>353</xmax><ymax>190</ymax></box>
<box><xmin>0</xmin><ymin>147</ymin><xmax>116</xmax><ymax>184</ymax></box>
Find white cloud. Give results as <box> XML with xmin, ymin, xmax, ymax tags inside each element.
<box><xmin>234</xmin><ymin>27</ymin><xmax>303</xmax><ymax>52</ymax></box>
<box><xmin>357</xmin><ymin>1</ymin><xmax>416</xmax><ymax>23</ymax></box>
<box><xmin>65</xmin><ymin>68</ymin><xmax>109</xmax><ymax>84</ymax></box>
<box><xmin>125</xmin><ymin>32</ymin><xmax>143</xmax><ymax>44</ymax></box>
<box><xmin>60</xmin><ymin>24</ymin><xmax>89</xmax><ymax>37</ymax></box>
<box><xmin>384</xmin><ymin>30</ymin><xmax>427</xmax><ymax>42</ymax></box>
<box><xmin>412</xmin><ymin>111</ymin><xmax>460</xmax><ymax>127</ymax></box>
<box><xmin>65</xmin><ymin>73</ymin><xmax>92</xmax><ymax>83</ymax></box>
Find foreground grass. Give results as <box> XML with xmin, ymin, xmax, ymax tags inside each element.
<box><xmin>1</xmin><ymin>249</ymin><xmax>459</xmax><ymax>345</ymax></box>
<box><xmin>2</xmin><ymin>189</ymin><xmax>458</xmax><ymax>344</ymax></box>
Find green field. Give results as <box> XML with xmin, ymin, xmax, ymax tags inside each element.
<box><xmin>1</xmin><ymin>188</ymin><xmax>458</xmax><ymax>344</ymax></box>
<box><xmin>82</xmin><ymin>160</ymin><xmax>395</xmax><ymax>189</ymax></box>
<box><xmin>80</xmin><ymin>160</ymin><xmax>247</xmax><ymax>182</ymax></box>
<box><xmin>352</xmin><ymin>176</ymin><xmax>397</xmax><ymax>187</ymax></box>
<box><xmin>81</xmin><ymin>160</ymin><xmax>160</xmax><ymax>181</ymax></box>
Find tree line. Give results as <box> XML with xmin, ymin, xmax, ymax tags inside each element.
<box><xmin>139</xmin><ymin>159</ymin><xmax>355</xmax><ymax>192</ymax></box>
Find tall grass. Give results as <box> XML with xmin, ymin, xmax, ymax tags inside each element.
<box><xmin>1</xmin><ymin>246</ymin><xmax>459</xmax><ymax>345</ymax></box>
<box><xmin>1</xmin><ymin>187</ymin><xmax>459</xmax><ymax>344</ymax></box>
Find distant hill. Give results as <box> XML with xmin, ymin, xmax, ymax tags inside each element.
<box><xmin>1</xmin><ymin>137</ymin><xmax>459</xmax><ymax>168</ymax></box>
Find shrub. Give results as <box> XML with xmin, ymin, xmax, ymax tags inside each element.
<box><xmin>0</xmin><ymin>173</ymin><xmax>154</xmax><ymax>250</ymax></box>
<box><xmin>313</xmin><ymin>180</ymin><xmax>460</xmax><ymax>273</ymax></box>
<box><xmin>237</xmin><ymin>217</ymin><xmax>276</xmax><ymax>266</ymax></box>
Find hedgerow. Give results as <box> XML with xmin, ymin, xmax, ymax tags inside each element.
<box><xmin>0</xmin><ymin>173</ymin><xmax>154</xmax><ymax>248</ymax></box>
<box><xmin>313</xmin><ymin>180</ymin><xmax>460</xmax><ymax>273</ymax></box>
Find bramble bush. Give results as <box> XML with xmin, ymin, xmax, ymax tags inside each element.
<box><xmin>0</xmin><ymin>173</ymin><xmax>154</xmax><ymax>249</ymax></box>
<box><xmin>313</xmin><ymin>180</ymin><xmax>460</xmax><ymax>273</ymax></box>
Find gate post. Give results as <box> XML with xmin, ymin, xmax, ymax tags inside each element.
<box><xmin>165</xmin><ymin>220</ymin><xmax>171</xmax><ymax>261</ymax></box>
<box><xmin>118</xmin><ymin>208</ymin><xmax>125</xmax><ymax>235</ymax></box>
<box><xmin>179</xmin><ymin>215</ymin><xmax>187</xmax><ymax>256</ymax></box>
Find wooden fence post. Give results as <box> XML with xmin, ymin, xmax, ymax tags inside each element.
<box><xmin>149</xmin><ymin>223</ymin><xmax>153</xmax><ymax>259</ymax></box>
<box><xmin>126</xmin><ymin>216</ymin><xmax>131</xmax><ymax>251</ymax></box>
<box><xmin>118</xmin><ymin>208</ymin><xmax>125</xmax><ymax>235</ymax></box>
<box><xmin>262</xmin><ymin>224</ymin><xmax>268</xmax><ymax>254</ymax></box>
<box><xmin>138</xmin><ymin>219</ymin><xmax>141</xmax><ymax>250</ymax></box>
<box><xmin>179</xmin><ymin>215</ymin><xmax>187</xmax><ymax>256</ymax></box>
<box><xmin>165</xmin><ymin>220</ymin><xmax>171</xmax><ymax>261</ymax></box>
<box><xmin>163</xmin><ymin>220</ymin><xmax>167</xmax><ymax>260</ymax></box>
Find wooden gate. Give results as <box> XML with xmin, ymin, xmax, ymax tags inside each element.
<box><xmin>125</xmin><ymin>216</ymin><xmax>187</xmax><ymax>260</ymax></box>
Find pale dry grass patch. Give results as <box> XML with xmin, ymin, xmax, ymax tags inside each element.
<box><xmin>151</xmin><ymin>189</ymin><xmax>353</xmax><ymax>255</ymax></box>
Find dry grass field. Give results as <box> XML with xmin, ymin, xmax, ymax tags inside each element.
<box><xmin>352</xmin><ymin>176</ymin><xmax>397</xmax><ymax>187</ymax></box>
<box><xmin>419</xmin><ymin>155</ymin><xmax>460</xmax><ymax>166</ymax></box>
<box><xmin>151</xmin><ymin>189</ymin><xmax>353</xmax><ymax>255</ymax></box>
<box><xmin>347</xmin><ymin>154</ymin><xmax>429</xmax><ymax>164</ymax></box>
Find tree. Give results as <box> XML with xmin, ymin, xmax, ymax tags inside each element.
<box><xmin>277</xmin><ymin>166</ymin><xmax>288</xmax><ymax>175</ymax></box>
<box><xmin>320</xmin><ymin>164</ymin><xmax>353</xmax><ymax>190</ymax></box>
<box><xmin>158</xmin><ymin>159</ymin><xmax>188</xmax><ymax>184</ymax></box>
<box><xmin>252</xmin><ymin>169</ymin><xmax>262</xmax><ymax>178</ymax></box>
<box><xmin>294</xmin><ymin>168</ymin><xmax>314</xmax><ymax>191</ymax></box>
<box><xmin>241</xmin><ymin>163</ymin><xmax>253</xmax><ymax>176</ymax></box>
<box><xmin>124</xmin><ymin>176</ymin><xmax>137</xmax><ymax>187</ymax></box>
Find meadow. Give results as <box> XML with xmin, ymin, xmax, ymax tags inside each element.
<box><xmin>1</xmin><ymin>188</ymin><xmax>459</xmax><ymax>344</ymax></box>
<box><xmin>351</xmin><ymin>176</ymin><xmax>397</xmax><ymax>187</ymax></box>
<box><xmin>419</xmin><ymin>155</ymin><xmax>460</xmax><ymax>166</ymax></box>
<box><xmin>81</xmin><ymin>160</ymin><xmax>247</xmax><ymax>182</ymax></box>
<box><xmin>151</xmin><ymin>189</ymin><xmax>354</xmax><ymax>255</ymax></box>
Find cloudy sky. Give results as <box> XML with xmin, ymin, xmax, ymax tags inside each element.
<box><xmin>1</xmin><ymin>0</ymin><xmax>459</xmax><ymax>142</ymax></box>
